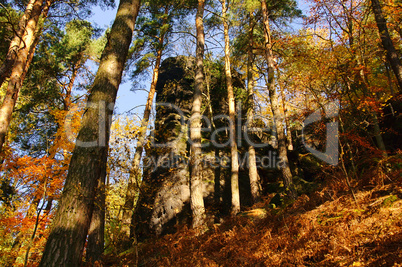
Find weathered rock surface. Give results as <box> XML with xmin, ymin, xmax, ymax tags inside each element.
<box><xmin>135</xmin><ymin>56</ymin><xmax>195</xmax><ymax>237</ymax></box>
<box><xmin>135</xmin><ymin>56</ymin><xmax>259</xmax><ymax>238</ymax></box>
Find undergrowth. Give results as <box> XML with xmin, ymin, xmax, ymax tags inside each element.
<box><xmin>105</xmin><ymin>167</ymin><xmax>402</xmax><ymax>267</ymax></box>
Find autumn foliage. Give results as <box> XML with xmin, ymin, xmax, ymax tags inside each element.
<box><xmin>0</xmin><ymin>0</ymin><xmax>402</xmax><ymax>265</ymax></box>
<box><xmin>111</xmin><ymin>167</ymin><xmax>402</xmax><ymax>266</ymax></box>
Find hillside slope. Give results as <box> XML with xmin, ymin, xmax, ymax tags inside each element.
<box><xmin>107</xmin><ymin>179</ymin><xmax>402</xmax><ymax>267</ymax></box>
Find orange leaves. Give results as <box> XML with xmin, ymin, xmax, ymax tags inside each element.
<box><xmin>355</xmin><ymin>96</ymin><xmax>381</xmax><ymax>113</ymax></box>
<box><xmin>0</xmin><ymin>211</ymin><xmax>24</xmax><ymax>232</ymax></box>
<box><xmin>341</xmin><ymin>131</ymin><xmax>374</xmax><ymax>151</ymax></box>
<box><xmin>5</xmin><ymin>154</ymin><xmax>65</xmax><ymax>199</ymax></box>
<box><xmin>49</xmin><ymin>104</ymin><xmax>84</xmax><ymax>157</ymax></box>
<box><xmin>0</xmin><ymin>103</ymin><xmax>82</xmax><ymax>266</ymax></box>
<box><xmin>126</xmin><ymin>183</ymin><xmax>402</xmax><ymax>267</ymax></box>
<box><xmin>0</xmin><ymin>149</ymin><xmax>65</xmax><ymax>266</ymax></box>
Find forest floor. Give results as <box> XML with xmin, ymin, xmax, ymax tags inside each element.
<box><xmin>107</xmin><ymin>177</ymin><xmax>402</xmax><ymax>267</ymax></box>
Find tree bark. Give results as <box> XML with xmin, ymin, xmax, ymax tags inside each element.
<box><xmin>120</xmin><ymin>35</ymin><xmax>164</xmax><ymax>241</ymax></box>
<box><xmin>371</xmin><ymin>0</ymin><xmax>402</xmax><ymax>93</ymax></box>
<box><xmin>385</xmin><ymin>61</ymin><xmax>395</xmax><ymax>95</ymax></box>
<box><xmin>39</xmin><ymin>0</ymin><xmax>141</xmax><ymax>265</ymax></box>
<box><xmin>0</xmin><ymin>0</ymin><xmax>44</xmax><ymax>153</ymax></box>
<box><xmin>86</xmin><ymin>168</ymin><xmax>106</xmax><ymax>265</ymax></box>
<box><xmin>19</xmin><ymin>0</ymin><xmax>52</xmax><ymax>83</ymax></box>
<box><xmin>372</xmin><ymin>111</ymin><xmax>387</xmax><ymax>153</ymax></box>
<box><xmin>261</xmin><ymin>0</ymin><xmax>295</xmax><ymax>199</ymax></box>
<box><xmin>190</xmin><ymin>0</ymin><xmax>206</xmax><ymax>229</ymax></box>
<box><xmin>246</xmin><ymin>12</ymin><xmax>261</xmax><ymax>204</ymax></box>
<box><xmin>278</xmin><ymin>76</ymin><xmax>293</xmax><ymax>151</ymax></box>
<box><xmin>0</xmin><ymin>0</ymin><xmax>37</xmax><ymax>87</ymax></box>
<box><xmin>221</xmin><ymin>0</ymin><xmax>240</xmax><ymax>215</ymax></box>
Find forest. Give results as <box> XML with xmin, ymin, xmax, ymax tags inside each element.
<box><xmin>0</xmin><ymin>0</ymin><xmax>401</xmax><ymax>265</ymax></box>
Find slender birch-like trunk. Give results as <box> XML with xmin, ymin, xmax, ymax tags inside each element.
<box><xmin>190</xmin><ymin>0</ymin><xmax>207</xmax><ymax>229</ymax></box>
<box><xmin>277</xmin><ymin>72</ymin><xmax>293</xmax><ymax>151</ymax></box>
<box><xmin>261</xmin><ymin>0</ymin><xmax>295</xmax><ymax>199</ymax></box>
<box><xmin>220</xmin><ymin>0</ymin><xmax>240</xmax><ymax>215</ymax></box>
<box><xmin>246</xmin><ymin>12</ymin><xmax>261</xmax><ymax>204</ymax></box>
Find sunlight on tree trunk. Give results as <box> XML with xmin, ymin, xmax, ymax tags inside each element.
<box><xmin>0</xmin><ymin>0</ymin><xmax>37</xmax><ymax>87</ymax></box>
<box><xmin>261</xmin><ymin>0</ymin><xmax>295</xmax><ymax>199</ymax></box>
<box><xmin>246</xmin><ymin>12</ymin><xmax>261</xmax><ymax>204</ymax></box>
<box><xmin>39</xmin><ymin>0</ymin><xmax>141</xmax><ymax>265</ymax></box>
<box><xmin>277</xmin><ymin>72</ymin><xmax>293</xmax><ymax>151</ymax></box>
<box><xmin>0</xmin><ymin>0</ymin><xmax>44</xmax><ymax>153</ymax></box>
<box><xmin>220</xmin><ymin>0</ymin><xmax>240</xmax><ymax>215</ymax></box>
<box><xmin>190</xmin><ymin>0</ymin><xmax>207</xmax><ymax>229</ymax></box>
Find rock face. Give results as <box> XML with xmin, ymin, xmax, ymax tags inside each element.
<box><xmin>135</xmin><ymin>56</ymin><xmax>194</xmax><ymax>237</ymax></box>
<box><xmin>135</xmin><ymin>56</ymin><xmax>252</xmax><ymax>238</ymax></box>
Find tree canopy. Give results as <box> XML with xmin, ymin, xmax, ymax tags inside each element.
<box><xmin>0</xmin><ymin>0</ymin><xmax>401</xmax><ymax>265</ymax></box>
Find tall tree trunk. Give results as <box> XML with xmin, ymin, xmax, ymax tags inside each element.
<box><xmin>121</xmin><ymin>35</ymin><xmax>164</xmax><ymax>241</ymax></box>
<box><xmin>261</xmin><ymin>0</ymin><xmax>295</xmax><ymax>199</ymax></box>
<box><xmin>278</xmin><ymin>75</ymin><xmax>293</xmax><ymax>151</ymax></box>
<box><xmin>39</xmin><ymin>0</ymin><xmax>141</xmax><ymax>265</ymax></box>
<box><xmin>372</xmin><ymin>111</ymin><xmax>387</xmax><ymax>154</ymax></box>
<box><xmin>246</xmin><ymin>12</ymin><xmax>261</xmax><ymax>204</ymax></box>
<box><xmin>19</xmin><ymin>0</ymin><xmax>52</xmax><ymax>83</ymax></box>
<box><xmin>371</xmin><ymin>0</ymin><xmax>402</xmax><ymax>93</ymax></box>
<box><xmin>204</xmin><ymin>65</ymin><xmax>221</xmax><ymax>207</ymax></box>
<box><xmin>190</xmin><ymin>0</ymin><xmax>206</xmax><ymax>229</ymax></box>
<box><xmin>0</xmin><ymin>0</ymin><xmax>44</xmax><ymax>153</ymax></box>
<box><xmin>20</xmin><ymin>34</ymin><xmax>39</xmax><ymax>84</ymax></box>
<box><xmin>385</xmin><ymin>61</ymin><xmax>395</xmax><ymax>95</ymax></box>
<box><xmin>86</xmin><ymin>168</ymin><xmax>106</xmax><ymax>265</ymax></box>
<box><xmin>0</xmin><ymin>0</ymin><xmax>37</xmax><ymax>87</ymax></box>
<box><xmin>220</xmin><ymin>0</ymin><xmax>240</xmax><ymax>215</ymax></box>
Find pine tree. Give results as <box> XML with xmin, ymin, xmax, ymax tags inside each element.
<box><xmin>261</xmin><ymin>0</ymin><xmax>296</xmax><ymax>199</ymax></box>
<box><xmin>39</xmin><ymin>0</ymin><xmax>142</xmax><ymax>265</ymax></box>
<box><xmin>220</xmin><ymin>0</ymin><xmax>240</xmax><ymax>216</ymax></box>
<box><xmin>190</xmin><ymin>0</ymin><xmax>207</xmax><ymax>229</ymax></box>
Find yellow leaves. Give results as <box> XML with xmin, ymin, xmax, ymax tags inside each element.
<box><xmin>105</xmin><ymin>180</ymin><xmax>127</xmax><ymax>216</ymax></box>
<box><xmin>109</xmin><ymin>115</ymin><xmax>142</xmax><ymax>166</ymax></box>
<box><xmin>239</xmin><ymin>208</ymin><xmax>268</xmax><ymax>219</ymax></box>
<box><xmin>49</xmin><ymin>103</ymin><xmax>84</xmax><ymax>154</ymax></box>
<box><xmin>110</xmin><ymin>115</ymin><xmax>141</xmax><ymax>141</ymax></box>
<box><xmin>300</xmin><ymin>27</ymin><xmax>331</xmax><ymax>48</ymax></box>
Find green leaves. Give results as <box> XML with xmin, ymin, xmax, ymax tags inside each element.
<box><xmin>58</xmin><ymin>19</ymin><xmax>96</xmax><ymax>63</ymax></box>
